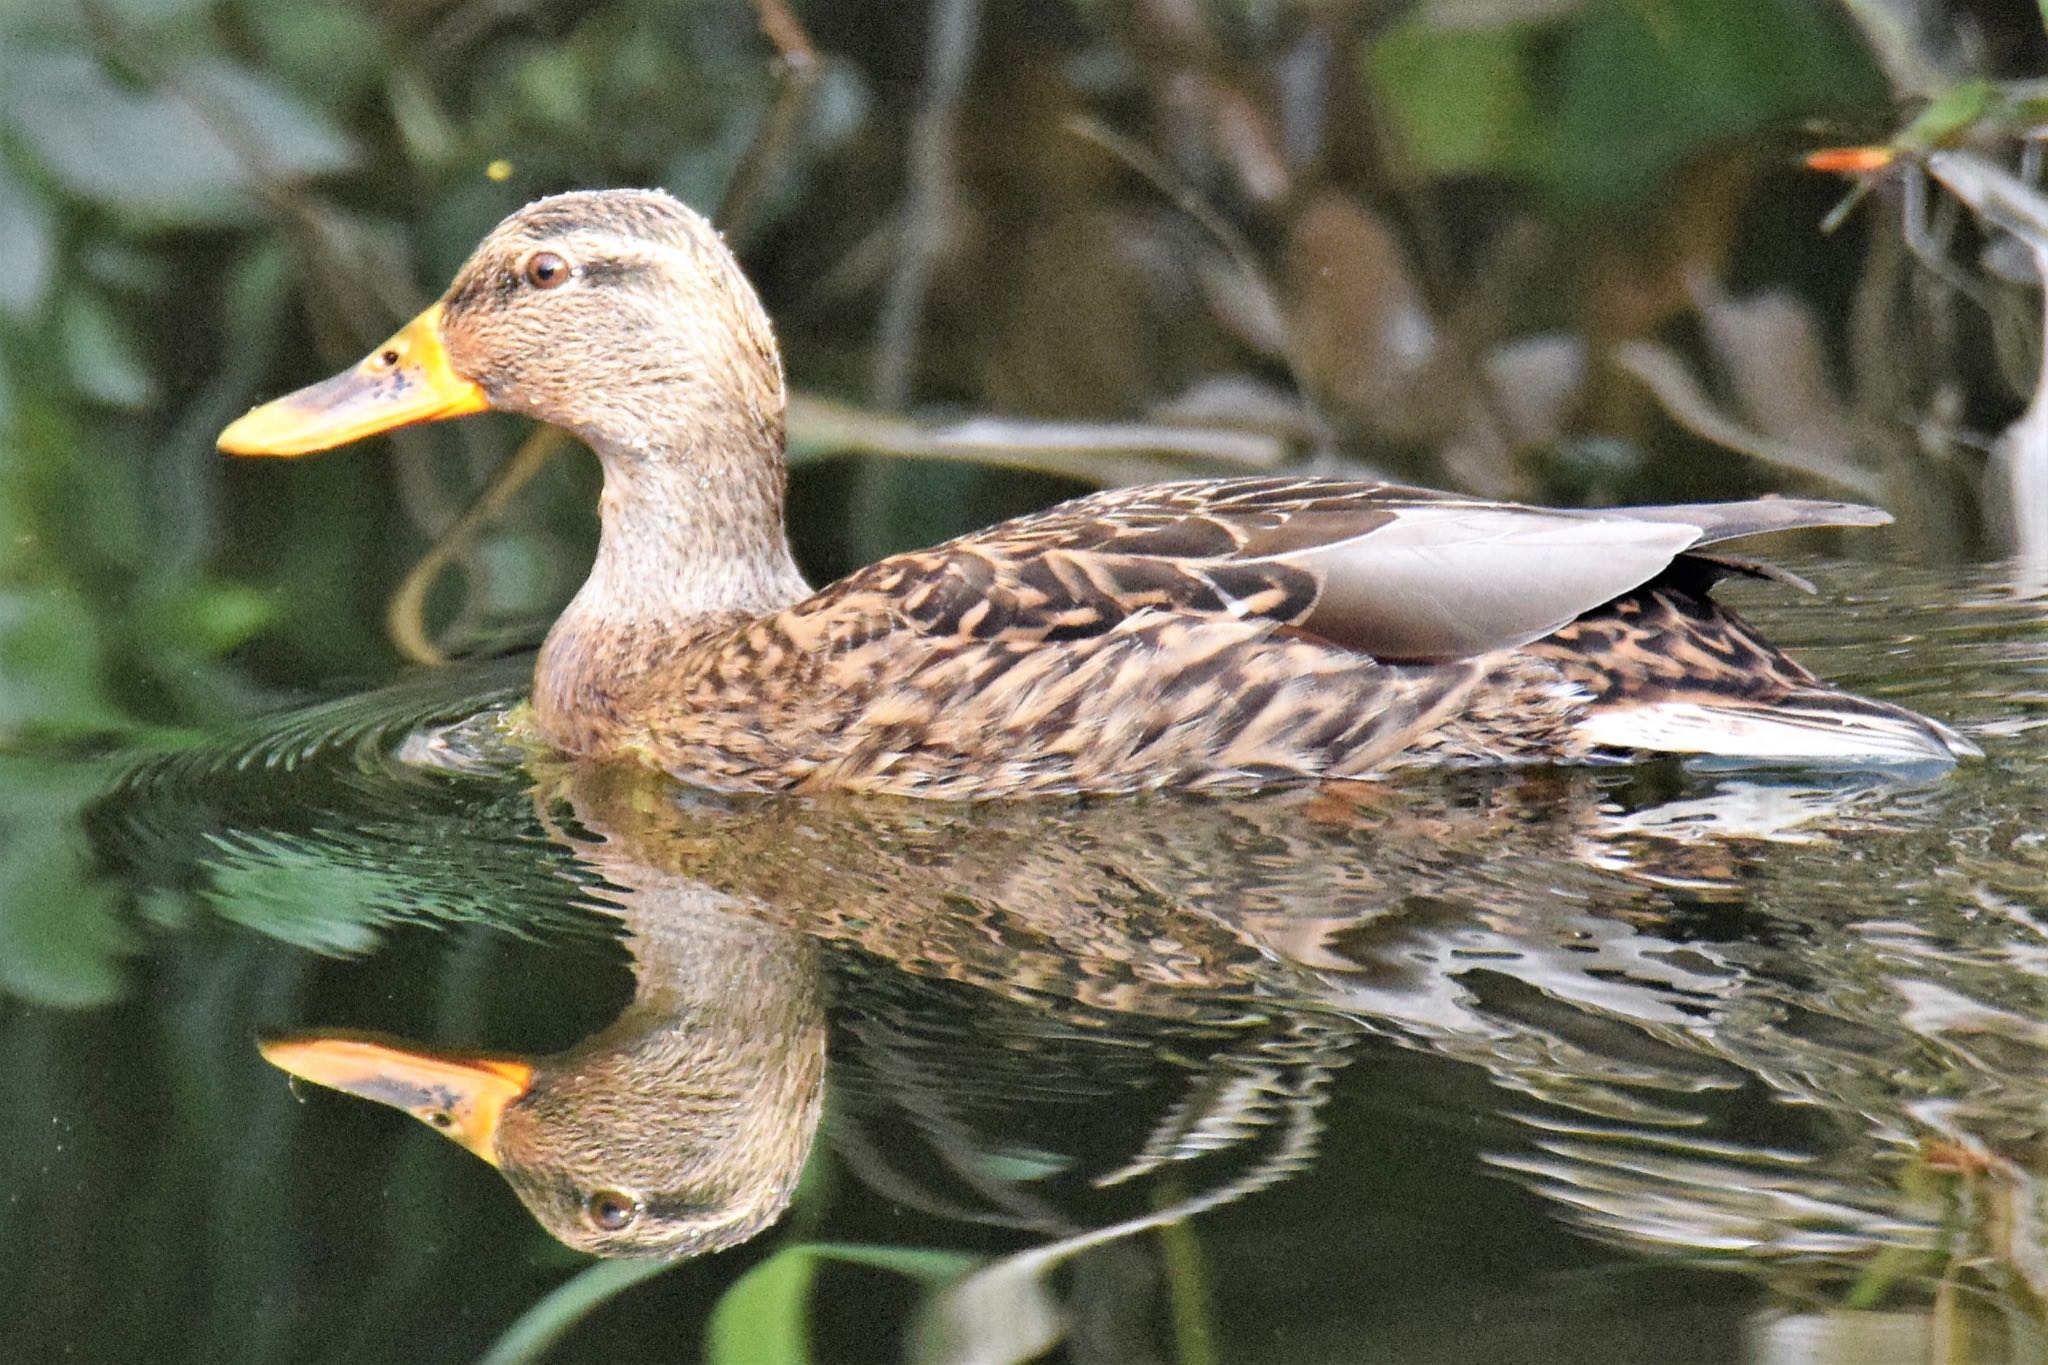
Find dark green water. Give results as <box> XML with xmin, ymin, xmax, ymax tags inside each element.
<box><xmin>2</xmin><ymin>557</ymin><xmax>2044</xmax><ymax>1364</ymax></box>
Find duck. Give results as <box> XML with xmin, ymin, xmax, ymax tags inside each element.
<box><xmin>218</xmin><ymin>189</ymin><xmax>1977</xmax><ymax>797</ymax></box>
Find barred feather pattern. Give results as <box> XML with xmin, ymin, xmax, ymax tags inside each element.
<box><xmin>1531</xmin><ymin>587</ymin><xmax>1973</xmax><ymax>761</ymax></box>
<box><xmin>528</xmin><ymin>476</ymin><xmax>1960</xmax><ymax>795</ymax></box>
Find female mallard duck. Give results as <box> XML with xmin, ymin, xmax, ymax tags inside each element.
<box><xmin>219</xmin><ymin>189</ymin><xmax>1975</xmax><ymax>797</ymax></box>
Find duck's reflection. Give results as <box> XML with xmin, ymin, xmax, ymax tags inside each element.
<box><xmin>259</xmin><ymin>760</ymin><xmax>1393</xmax><ymax>1257</ymax></box>
<box><xmin>257</xmin><ymin>755</ymin><xmax>1951</xmax><ymax>1270</ymax></box>
<box><xmin>264</xmin><ymin>889</ymin><xmax>823</xmax><ymax>1257</ymax></box>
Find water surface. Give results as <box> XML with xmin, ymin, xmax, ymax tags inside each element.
<box><xmin>3</xmin><ymin>557</ymin><xmax>2044</xmax><ymax>1364</ymax></box>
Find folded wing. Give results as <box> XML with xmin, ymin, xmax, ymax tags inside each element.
<box><xmin>884</xmin><ymin>479</ymin><xmax>1889</xmax><ymax>664</ymax></box>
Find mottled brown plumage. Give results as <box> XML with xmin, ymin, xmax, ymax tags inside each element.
<box><xmin>219</xmin><ymin>189</ymin><xmax>1977</xmax><ymax>794</ymax></box>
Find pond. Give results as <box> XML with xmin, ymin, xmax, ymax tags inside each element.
<box><xmin>2</xmin><ymin>554</ymin><xmax>2042</xmax><ymax>1363</ymax></box>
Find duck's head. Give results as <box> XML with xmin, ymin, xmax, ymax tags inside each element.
<box><xmin>218</xmin><ymin>189</ymin><xmax>785</xmax><ymax>465</ymax></box>
<box><xmin>261</xmin><ymin>1024</ymin><xmax>821</xmax><ymax>1258</ymax></box>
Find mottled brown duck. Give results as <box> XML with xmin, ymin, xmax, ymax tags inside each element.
<box><xmin>219</xmin><ymin>189</ymin><xmax>1976</xmax><ymax>796</ymax></box>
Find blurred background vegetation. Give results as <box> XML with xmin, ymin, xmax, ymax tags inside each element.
<box><xmin>1</xmin><ymin>0</ymin><xmax>2045</xmax><ymax>743</ymax></box>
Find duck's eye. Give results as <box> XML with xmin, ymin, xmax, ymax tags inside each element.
<box><xmin>584</xmin><ymin>1189</ymin><xmax>638</xmax><ymax>1232</ymax></box>
<box><xmin>523</xmin><ymin>251</ymin><xmax>572</xmax><ymax>290</ymax></box>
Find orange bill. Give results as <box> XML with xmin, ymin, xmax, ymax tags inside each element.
<box><xmin>218</xmin><ymin>303</ymin><xmax>490</xmax><ymax>457</ymax></box>
<box><xmin>260</xmin><ymin>1031</ymin><xmax>535</xmax><ymax>1166</ymax></box>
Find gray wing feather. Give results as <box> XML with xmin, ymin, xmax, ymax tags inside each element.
<box><xmin>1277</xmin><ymin>506</ymin><xmax>1705</xmax><ymax>660</ymax></box>
<box><xmin>1593</xmin><ymin>498</ymin><xmax>1891</xmax><ymax>547</ymax></box>
<box><xmin>1262</xmin><ymin>496</ymin><xmax>1891</xmax><ymax>660</ymax></box>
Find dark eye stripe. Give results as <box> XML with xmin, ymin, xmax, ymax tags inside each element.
<box><xmin>576</xmin><ymin>260</ymin><xmax>644</xmax><ymax>287</ymax></box>
<box><xmin>641</xmin><ymin>1193</ymin><xmax>719</xmax><ymax>1222</ymax></box>
<box><xmin>441</xmin><ymin>256</ymin><xmax>647</xmax><ymax>322</ymax></box>
<box><xmin>441</xmin><ymin>273</ymin><xmax>511</xmax><ymax>320</ymax></box>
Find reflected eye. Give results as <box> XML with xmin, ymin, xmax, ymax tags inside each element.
<box><xmin>523</xmin><ymin>251</ymin><xmax>572</xmax><ymax>289</ymax></box>
<box><xmin>584</xmin><ymin>1189</ymin><xmax>638</xmax><ymax>1232</ymax></box>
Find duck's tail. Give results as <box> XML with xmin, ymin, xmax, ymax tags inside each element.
<box><xmin>1536</xmin><ymin>580</ymin><xmax>1979</xmax><ymax>766</ymax></box>
<box><xmin>1573</xmin><ymin>688</ymin><xmax>1979</xmax><ymax>763</ymax></box>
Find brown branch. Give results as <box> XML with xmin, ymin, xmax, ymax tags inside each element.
<box><xmin>871</xmin><ymin>0</ymin><xmax>983</xmax><ymax>409</ymax></box>
<box><xmin>386</xmin><ymin>427</ymin><xmax>575</xmax><ymax>666</ymax></box>
<box><xmin>719</xmin><ymin>0</ymin><xmax>824</xmax><ymax>246</ymax></box>
<box><xmin>753</xmin><ymin>0</ymin><xmax>819</xmax><ymax>67</ymax></box>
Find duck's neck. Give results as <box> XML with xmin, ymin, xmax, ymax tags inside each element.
<box><xmin>535</xmin><ymin>429</ymin><xmax>811</xmax><ymax>751</ymax></box>
<box><xmin>563</xmin><ymin>893</ymin><xmax>823</xmax><ymax>1104</ymax></box>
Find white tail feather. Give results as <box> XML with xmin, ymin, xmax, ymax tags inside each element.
<box><xmin>1577</xmin><ymin>699</ymin><xmax>1979</xmax><ymax>764</ymax></box>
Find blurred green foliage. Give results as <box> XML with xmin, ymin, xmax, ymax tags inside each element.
<box><xmin>701</xmin><ymin>1243</ymin><xmax>978</xmax><ymax>1365</ymax></box>
<box><xmin>3</xmin><ymin>0</ymin><xmax>2036</xmax><ymax>749</ymax></box>
<box><xmin>1372</xmin><ymin>0</ymin><xmax>1887</xmax><ymax>196</ymax></box>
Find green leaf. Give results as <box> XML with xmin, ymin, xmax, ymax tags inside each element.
<box><xmin>237</xmin><ymin>0</ymin><xmax>386</xmax><ymax>111</ymax></box>
<box><xmin>803</xmin><ymin>1244</ymin><xmax>977</xmax><ymax>1283</ymax></box>
<box><xmin>0</xmin><ymin>585</ymin><xmax>127</xmax><ymax>735</ymax></box>
<box><xmin>144</xmin><ymin>582</ymin><xmax>277</xmax><ymax>657</ymax></box>
<box><xmin>98</xmin><ymin>0</ymin><xmax>216</xmax><ymax>22</ymax></box>
<box><xmin>0</xmin><ymin>843</ymin><xmax>129</xmax><ymax>1008</ymax></box>
<box><xmin>182</xmin><ymin>58</ymin><xmax>360</xmax><ymax>181</ymax></box>
<box><xmin>707</xmin><ymin>1244</ymin><xmax>979</xmax><ymax>1365</ymax></box>
<box><xmin>200</xmin><ymin>829</ymin><xmax>421</xmax><ymax>957</ymax></box>
<box><xmin>1541</xmin><ymin>0</ymin><xmax>1889</xmax><ymax>204</ymax></box>
<box><xmin>477</xmin><ymin>1257</ymin><xmax>676</xmax><ymax>1365</ymax></box>
<box><xmin>1894</xmin><ymin>78</ymin><xmax>1996</xmax><ymax>151</ymax></box>
<box><xmin>1368</xmin><ymin>17</ymin><xmax>1537</xmax><ymax>178</ymax></box>
<box><xmin>61</xmin><ymin>289</ymin><xmax>156</xmax><ymax>409</ymax></box>
<box><xmin>78</xmin><ymin>240</ymin><xmax>168</xmax><ymax>296</ymax></box>
<box><xmin>1</xmin><ymin>51</ymin><xmax>353</xmax><ymax>223</ymax></box>
<box><xmin>0</xmin><ymin>161</ymin><xmax>57</xmax><ymax>319</ymax></box>
<box><xmin>510</xmin><ymin>47</ymin><xmax>594</xmax><ymax>135</ymax></box>
<box><xmin>0</xmin><ymin>756</ymin><xmax>134</xmax><ymax>1008</ymax></box>
<box><xmin>707</xmin><ymin>1246</ymin><xmax>818</xmax><ymax>1365</ymax></box>
<box><xmin>387</xmin><ymin>67</ymin><xmax>461</xmax><ymax>168</ymax></box>
<box><xmin>973</xmin><ymin>1147</ymin><xmax>1071</xmax><ymax>1182</ymax></box>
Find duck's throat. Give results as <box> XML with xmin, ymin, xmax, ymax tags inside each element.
<box><xmin>534</xmin><ymin>441</ymin><xmax>810</xmax><ymax>755</ymax></box>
